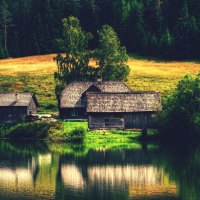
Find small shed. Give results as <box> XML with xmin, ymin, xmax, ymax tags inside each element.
<box><xmin>0</xmin><ymin>93</ymin><xmax>39</xmax><ymax>123</ymax></box>
<box><xmin>59</xmin><ymin>81</ymin><xmax>131</xmax><ymax>120</ymax></box>
<box><xmin>87</xmin><ymin>92</ymin><xmax>162</xmax><ymax>129</ymax></box>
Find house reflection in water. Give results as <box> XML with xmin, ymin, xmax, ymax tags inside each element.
<box><xmin>0</xmin><ymin>143</ymin><xmax>179</xmax><ymax>200</ymax></box>
<box><xmin>61</xmin><ymin>164</ymin><xmax>178</xmax><ymax>199</ymax></box>
<box><xmin>59</xmin><ymin>149</ymin><xmax>178</xmax><ymax>200</ymax></box>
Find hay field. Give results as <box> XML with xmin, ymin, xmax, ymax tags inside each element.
<box><xmin>0</xmin><ymin>54</ymin><xmax>200</xmax><ymax>111</ymax></box>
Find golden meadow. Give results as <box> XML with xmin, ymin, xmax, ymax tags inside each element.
<box><xmin>1</xmin><ymin>54</ymin><xmax>200</xmax><ymax>112</ymax></box>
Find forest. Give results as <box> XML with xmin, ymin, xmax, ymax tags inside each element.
<box><xmin>0</xmin><ymin>0</ymin><xmax>200</xmax><ymax>59</ymax></box>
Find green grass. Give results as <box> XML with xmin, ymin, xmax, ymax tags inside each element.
<box><xmin>62</xmin><ymin>121</ymin><xmax>142</xmax><ymax>147</ymax></box>
<box><xmin>63</xmin><ymin>121</ymin><xmax>88</xmax><ymax>130</ymax></box>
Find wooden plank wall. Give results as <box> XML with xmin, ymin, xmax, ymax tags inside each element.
<box><xmin>0</xmin><ymin>107</ymin><xmax>27</xmax><ymax>123</ymax></box>
<box><xmin>88</xmin><ymin>114</ymin><xmax>124</xmax><ymax>129</ymax></box>
<box><xmin>88</xmin><ymin>112</ymin><xmax>156</xmax><ymax>129</ymax></box>
<box><xmin>125</xmin><ymin>112</ymin><xmax>156</xmax><ymax>129</ymax></box>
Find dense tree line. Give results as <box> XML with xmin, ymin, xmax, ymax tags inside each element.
<box><xmin>0</xmin><ymin>0</ymin><xmax>200</xmax><ymax>59</ymax></box>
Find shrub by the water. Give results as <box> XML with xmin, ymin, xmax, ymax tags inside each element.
<box><xmin>0</xmin><ymin>121</ymin><xmax>62</xmax><ymax>139</ymax></box>
<box><xmin>48</xmin><ymin>125</ymin><xmax>86</xmax><ymax>143</ymax></box>
<box><xmin>158</xmin><ymin>73</ymin><xmax>200</xmax><ymax>139</ymax></box>
<box><xmin>68</xmin><ymin>126</ymin><xmax>86</xmax><ymax>143</ymax></box>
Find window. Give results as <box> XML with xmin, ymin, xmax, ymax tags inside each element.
<box><xmin>71</xmin><ymin>109</ymin><xmax>78</xmax><ymax>117</ymax></box>
<box><xmin>104</xmin><ymin>119</ymin><xmax>109</xmax><ymax>127</ymax></box>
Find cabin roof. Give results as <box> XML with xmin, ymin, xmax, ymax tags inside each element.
<box><xmin>93</xmin><ymin>82</ymin><xmax>132</xmax><ymax>93</ymax></box>
<box><xmin>0</xmin><ymin>93</ymin><xmax>39</xmax><ymax>107</ymax></box>
<box><xmin>60</xmin><ymin>81</ymin><xmax>132</xmax><ymax>108</ymax></box>
<box><xmin>87</xmin><ymin>92</ymin><xmax>162</xmax><ymax>113</ymax></box>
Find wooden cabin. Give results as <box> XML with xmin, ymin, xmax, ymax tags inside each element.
<box><xmin>0</xmin><ymin>93</ymin><xmax>39</xmax><ymax>123</ymax></box>
<box><xmin>87</xmin><ymin>92</ymin><xmax>161</xmax><ymax>129</ymax></box>
<box><xmin>59</xmin><ymin>81</ymin><xmax>131</xmax><ymax>120</ymax></box>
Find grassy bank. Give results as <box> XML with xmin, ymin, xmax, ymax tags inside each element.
<box><xmin>0</xmin><ymin>121</ymin><xmax>149</xmax><ymax>145</ymax></box>
<box><xmin>1</xmin><ymin>54</ymin><xmax>200</xmax><ymax>112</ymax></box>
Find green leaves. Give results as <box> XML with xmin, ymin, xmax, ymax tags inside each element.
<box><xmin>54</xmin><ymin>16</ymin><xmax>95</xmax><ymax>97</ymax></box>
<box><xmin>95</xmin><ymin>25</ymin><xmax>130</xmax><ymax>81</ymax></box>
<box><xmin>159</xmin><ymin>72</ymin><xmax>200</xmax><ymax>137</ymax></box>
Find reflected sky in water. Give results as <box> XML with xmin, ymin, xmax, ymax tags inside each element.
<box><xmin>0</xmin><ymin>141</ymin><xmax>199</xmax><ymax>200</ymax></box>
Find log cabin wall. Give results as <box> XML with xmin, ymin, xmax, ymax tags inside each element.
<box><xmin>60</xmin><ymin>108</ymin><xmax>87</xmax><ymax>120</ymax></box>
<box><xmin>88</xmin><ymin>113</ymin><xmax>125</xmax><ymax>129</ymax></box>
<box><xmin>88</xmin><ymin>112</ymin><xmax>156</xmax><ymax>129</ymax></box>
<box><xmin>28</xmin><ymin>99</ymin><xmax>38</xmax><ymax>115</ymax></box>
<box><xmin>0</xmin><ymin>107</ymin><xmax>27</xmax><ymax>123</ymax></box>
<box><xmin>124</xmin><ymin>112</ymin><xmax>156</xmax><ymax>129</ymax></box>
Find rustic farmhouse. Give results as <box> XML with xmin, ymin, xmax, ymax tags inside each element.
<box><xmin>59</xmin><ymin>82</ymin><xmax>131</xmax><ymax>120</ymax></box>
<box><xmin>60</xmin><ymin>81</ymin><xmax>161</xmax><ymax>129</ymax></box>
<box><xmin>87</xmin><ymin>92</ymin><xmax>161</xmax><ymax>129</ymax></box>
<box><xmin>0</xmin><ymin>93</ymin><xmax>39</xmax><ymax>123</ymax></box>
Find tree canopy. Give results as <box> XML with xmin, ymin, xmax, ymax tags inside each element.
<box><xmin>54</xmin><ymin>16</ymin><xmax>94</xmax><ymax>97</ymax></box>
<box><xmin>95</xmin><ymin>25</ymin><xmax>130</xmax><ymax>81</ymax></box>
<box><xmin>0</xmin><ymin>0</ymin><xmax>200</xmax><ymax>59</ymax></box>
<box><xmin>159</xmin><ymin>73</ymin><xmax>200</xmax><ymax>138</ymax></box>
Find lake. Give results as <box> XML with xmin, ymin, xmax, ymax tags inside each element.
<box><xmin>0</xmin><ymin>141</ymin><xmax>199</xmax><ymax>200</ymax></box>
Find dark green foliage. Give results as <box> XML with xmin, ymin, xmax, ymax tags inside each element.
<box><xmin>68</xmin><ymin>126</ymin><xmax>86</xmax><ymax>143</ymax></box>
<box><xmin>174</xmin><ymin>2</ymin><xmax>199</xmax><ymax>58</ymax></box>
<box><xmin>54</xmin><ymin>16</ymin><xmax>95</xmax><ymax>97</ymax></box>
<box><xmin>0</xmin><ymin>0</ymin><xmax>199</xmax><ymax>59</ymax></box>
<box><xmin>48</xmin><ymin>124</ymin><xmax>86</xmax><ymax>143</ymax></box>
<box><xmin>0</xmin><ymin>121</ymin><xmax>61</xmax><ymax>139</ymax></box>
<box><xmin>158</xmin><ymin>73</ymin><xmax>200</xmax><ymax>138</ymax></box>
<box><xmin>0</xmin><ymin>0</ymin><xmax>12</xmax><ymax>57</ymax></box>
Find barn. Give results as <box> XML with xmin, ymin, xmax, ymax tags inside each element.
<box><xmin>0</xmin><ymin>93</ymin><xmax>39</xmax><ymax>123</ymax></box>
<box><xmin>87</xmin><ymin>92</ymin><xmax>161</xmax><ymax>129</ymax></box>
<box><xmin>59</xmin><ymin>81</ymin><xmax>131</xmax><ymax>120</ymax></box>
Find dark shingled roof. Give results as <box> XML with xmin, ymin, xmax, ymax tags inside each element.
<box><xmin>87</xmin><ymin>92</ymin><xmax>162</xmax><ymax>113</ymax></box>
<box><xmin>0</xmin><ymin>93</ymin><xmax>38</xmax><ymax>107</ymax></box>
<box><xmin>60</xmin><ymin>81</ymin><xmax>132</xmax><ymax>108</ymax></box>
<box><xmin>94</xmin><ymin>82</ymin><xmax>132</xmax><ymax>93</ymax></box>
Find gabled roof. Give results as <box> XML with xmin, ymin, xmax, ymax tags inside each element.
<box><xmin>94</xmin><ymin>82</ymin><xmax>132</xmax><ymax>93</ymax></box>
<box><xmin>87</xmin><ymin>92</ymin><xmax>162</xmax><ymax>113</ymax></box>
<box><xmin>60</xmin><ymin>81</ymin><xmax>132</xmax><ymax>108</ymax></box>
<box><xmin>0</xmin><ymin>93</ymin><xmax>39</xmax><ymax>107</ymax></box>
<box><xmin>60</xmin><ymin>82</ymin><xmax>94</xmax><ymax>108</ymax></box>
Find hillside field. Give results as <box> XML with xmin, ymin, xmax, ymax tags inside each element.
<box><xmin>1</xmin><ymin>54</ymin><xmax>200</xmax><ymax>112</ymax></box>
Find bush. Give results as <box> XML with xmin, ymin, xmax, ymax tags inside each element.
<box><xmin>158</xmin><ymin>73</ymin><xmax>200</xmax><ymax>139</ymax></box>
<box><xmin>0</xmin><ymin>121</ymin><xmax>62</xmax><ymax>140</ymax></box>
<box><xmin>68</xmin><ymin>126</ymin><xmax>86</xmax><ymax>143</ymax></box>
<box><xmin>48</xmin><ymin>125</ymin><xmax>86</xmax><ymax>143</ymax></box>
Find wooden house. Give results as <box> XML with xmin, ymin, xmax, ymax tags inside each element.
<box><xmin>59</xmin><ymin>81</ymin><xmax>131</xmax><ymax>120</ymax></box>
<box><xmin>0</xmin><ymin>93</ymin><xmax>39</xmax><ymax>123</ymax></box>
<box><xmin>87</xmin><ymin>92</ymin><xmax>161</xmax><ymax>129</ymax></box>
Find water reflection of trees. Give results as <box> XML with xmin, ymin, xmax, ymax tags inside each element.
<box><xmin>57</xmin><ymin>145</ymin><xmax>178</xmax><ymax>200</ymax></box>
<box><xmin>0</xmin><ymin>141</ymin><xmax>59</xmax><ymax>200</ymax></box>
<box><xmin>155</xmin><ymin>143</ymin><xmax>200</xmax><ymax>200</ymax></box>
<box><xmin>0</xmin><ymin>141</ymin><xmax>200</xmax><ymax>200</ymax></box>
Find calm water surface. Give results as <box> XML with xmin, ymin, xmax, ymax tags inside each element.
<box><xmin>0</xmin><ymin>141</ymin><xmax>199</xmax><ymax>200</ymax></box>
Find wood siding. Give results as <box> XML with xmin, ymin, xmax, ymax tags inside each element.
<box><xmin>60</xmin><ymin>108</ymin><xmax>87</xmax><ymax>120</ymax></box>
<box><xmin>28</xmin><ymin>99</ymin><xmax>37</xmax><ymax>115</ymax></box>
<box><xmin>125</xmin><ymin>112</ymin><xmax>156</xmax><ymax>129</ymax></box>
<box><xmin>88</xmin><ymin>112</ymin><xmax>156</xmax><ymax>129</ymax></box>
<box><xmin>88</xmin><ymin>113</ymin><xmax>125</xmax><ymax>129</ymax></box>
<box><xmin>0</xmin><ymin>107</ymin><xmax>27</xmax><ymax>123</ymax></box>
